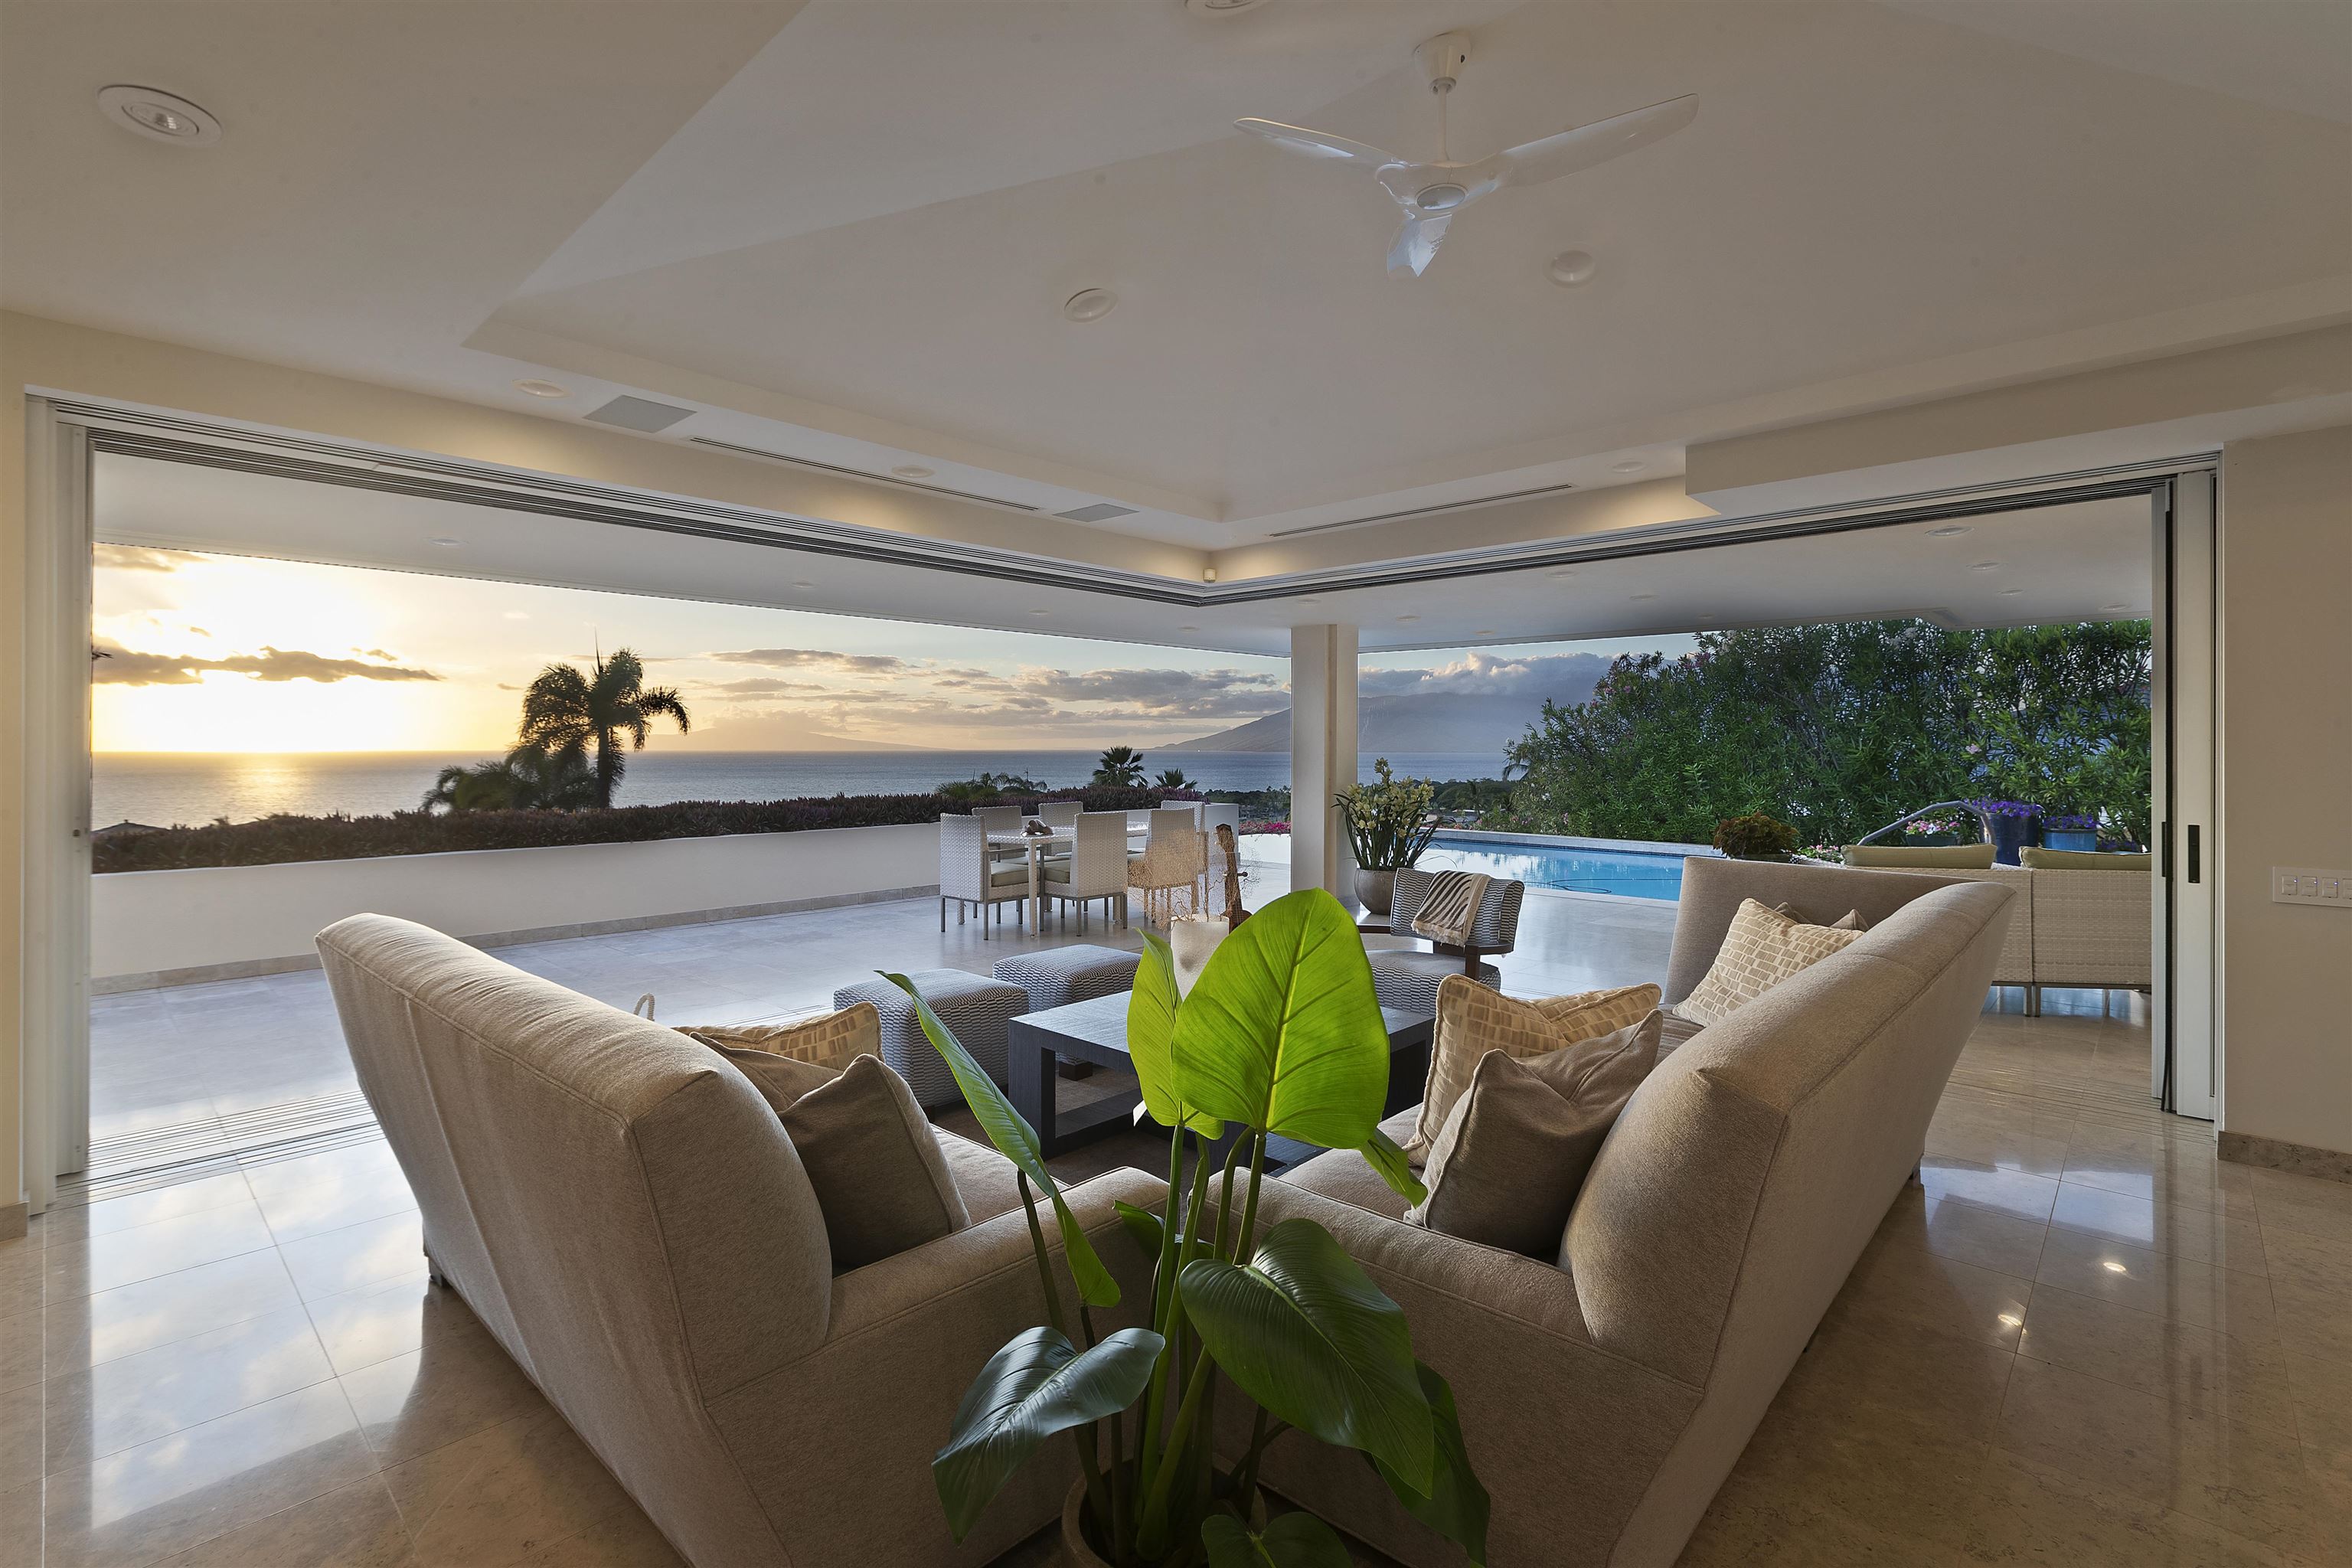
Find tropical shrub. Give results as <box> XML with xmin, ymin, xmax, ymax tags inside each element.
<box><xmin>92</xmin><ymin>786</ymin><xmax>1173</xmax><ymax>872</ymax></box>
<box><xmin>890</xmin><ymin>888</ymin><xmax>1486</xmax><ymax>1565</ymax></box>
<box><xmin>1713</xmin><ymin>813</ymin><xmax>1799</xmax><ymax>860</ymax></box>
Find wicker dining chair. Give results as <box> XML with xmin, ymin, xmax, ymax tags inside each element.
<box><xmin>938</xmin><ymin>813</ymin><xmax>1031</xmax><ymax>937</ymax></box>
<box><xmin>1042</xmin><ymin>809</ymin><xmax>1129</xmax><ymax>931</ymax></box>
<box><xmin>1126</xmin><ymin>806</ymin><xmax>1207</xmax><ymax>926</ymax></box>
<box><xmin>1037</xmin><ymin>799</ymin><xmax>1082</xmax><ymax>829</ymax></box>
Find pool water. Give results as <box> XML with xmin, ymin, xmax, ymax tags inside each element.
<box><xmin>1419</xmin><ymin>838</ymin><xmax>1700</xmax><ymax>901</ymax></box>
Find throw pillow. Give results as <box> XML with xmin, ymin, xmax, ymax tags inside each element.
<box><xmin>1678</xmin><ymin>898</ymin><xmax>1866</xmax><ymax>1027</ymax></box>
<box><xmin>704</xmin><ymin>1044</ymin><xmax>838</xmax><ymax>1118</ymax></box>
<box><xmin>780</xmin><ymin>1054</ymin><xmax>970</xmax><ymax>1272</ymax></box>
<box><xmin>678</xmin><ymin>1001</ymin><xmax>881</xmax><ymax>1068</ymax></box>
<box><xmin>1406</xmin><ymin>1011</ymin><xmax>1664</xmax><ymax>1256</ymax></box>
<box><xmin>1406</xmin><ymin>976</ymin><xmax>1663</xmax><ymax>1154</ymax></box>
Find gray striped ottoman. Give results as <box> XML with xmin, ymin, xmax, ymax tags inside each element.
<box><xmin>832</xmin><ymin>969</ymin><xmax>1027</xmax><ymax>1112</ymax></box>
<box><xmin>991</xmin><ymin>945</ymin><xmax>1140</xmax><ymax>1011</ymax></box>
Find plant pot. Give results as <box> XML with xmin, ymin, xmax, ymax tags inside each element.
<box><xmin>1987</xmin><ymin>815</ymin><xmax>2043</xmax><ymax>867</ymax></box>
<box><xmin>1061</xmin><ymin>1479</ymin><xmax>1268</xmax><ymax>1567</ymax></box>
<box><xmin>1354</xmin><ymin>867</ymin><xmax>1397</xmax><ymax>916</ymax></box>
<box><xmin>2044</xmin><ymin>829</ymin><xmax>2099</xmax><ymax>852</ymax></box>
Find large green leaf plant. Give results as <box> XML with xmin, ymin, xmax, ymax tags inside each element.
<box><xmin>884</xmin><ymin>888</ymin><xmax>1488</xmax><ymax>1566</ymax></box>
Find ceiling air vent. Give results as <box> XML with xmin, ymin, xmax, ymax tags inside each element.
<box><xmin>687</xmin><ymin>436</ymin><xmax>1040</xmax><ymax>512</ymax></box>
<box><xmin>1055</xmin><ymin>502</ymin><xmax>1138</xmax><ymax>524</ymax></box>
<box><xmin>1268</xmin><ymin>481</ymin><xmax>1579</xmax><ymax>539</ymax></box>
<box><xmin>583</xmin><ymin>395</ymin><xmax>697</xmax><ymax>433</ymax></box>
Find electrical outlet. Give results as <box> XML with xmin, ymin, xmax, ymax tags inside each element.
<box><xmin>2272</xmin><ymin>867</ymin><xmax>2351</xmax><ymax>907</ymax></box>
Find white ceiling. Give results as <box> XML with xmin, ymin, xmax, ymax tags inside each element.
<box><xmin>8</xmin><ymin>0</ymin><xmax>2346</xmax><ymax>570</ymax></box>
<box><xmin>94</xmin><ymin>452</ymin><xmax>2151</xmax><ymax>658</ymax></box>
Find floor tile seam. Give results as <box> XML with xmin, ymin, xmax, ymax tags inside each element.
<box><xmin>255</xmin><ymin>1199</ymin><xmax>420</xmax><ymax>1253</ymax></box>
<box><xmin>2053</xmin><ymin>1169</ymin><xmax>2251</xmax><ymax>1217</ymax></box>
<box><xmin>2014</xmin><ymin>1285</ymin><xmax>2307</xmax><ymax>1431</ymax></box>
<box><xmin>41</xmin><ymin>1355</ymin><xmax>346</xmax><ymax>1479</ymax></box>
<box><xmin>1869</xmin><ymin>1208</ymin><xmax>2050</xmax><ymax>1279</ymax></box>
<box><xmin>41</xmin><ymin>1283</ymin><xmax>315</xmax><ymax>1381</ymax></box>
<box><xmin>42</xmin><ymin>1239</ymin><xmax>284</xmax><ymax>1304</ymax></box>
<box><xmin>2044</xmin><ymin>1194</ymin><xmax>2270</xmax><ymax>1258</ymax></box>
<box><xmin>44</xmin><ymin>1181</ymin><xmax>268</xmax><ymax>1247</ymax></box>
<box><xmin>1914</xmin><ymin>1180</ymin><xmax>2056</xmax><ymax>1229</ymax></box>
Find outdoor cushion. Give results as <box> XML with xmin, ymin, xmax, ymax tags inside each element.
<box><xmin>780</xmin><ymin>1054</ymin><xmax>970</xmax><ymax>1272</ymax></box>
<box><xmin>677</xmin><ymin>1001</ymin><xmax>880</xmax><ymax>1069</ymax></box>
<box><xmin>1408</xmin><ymin>1010</ymin><xmax>1664</xmax><ymax>1256</ymax></box>
<box><xmin>2019</xmin><ymin>848</ymin><xmax>2151</xmax><ymax>871</ymax></box>
<box><xmin>1678</xmin><ymin>898</ymin><xmax>1867</xmax><ymax>1026</ymax></box>
<box><xmin>1841</xmin><ymin>842</ymin><xmax>1998</xmax><ymax>869</ymax></box>
<box><xmin>1407</xmin><ymin>975</ymin><xmax>1662</xmax><ymax>1153</ymax></box>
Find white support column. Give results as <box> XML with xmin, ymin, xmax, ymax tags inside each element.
<box><xmin>1289</xmin><ymin>623</ymin><xmax>1358</xmax><ymax>898</ymax></box>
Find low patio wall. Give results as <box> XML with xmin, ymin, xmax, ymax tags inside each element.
<box><xmin>93</xmin><ymin>821</ymin><xmax>939</xmax><ymax>991</ymax></box>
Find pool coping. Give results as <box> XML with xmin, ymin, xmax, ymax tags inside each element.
<box><xmin>1430</xmin><ymin>828</ymin><xmax>1720</xmax><ymax>859</ymax></box>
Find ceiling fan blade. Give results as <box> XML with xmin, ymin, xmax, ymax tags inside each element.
<box><xmin>1386</xmin><ymin>213</ymin><xmax>1452</xmax><ymax>280</ymax></box>
<box><xmin>1498</xmin><ymin>94</ymin><xmax>1698</xmax><ymax>188</ymax></box>
<box><xmin>1234</xmin><ymin>118</ymin><xmax>1400</xmax><ymax>168</ymax></box>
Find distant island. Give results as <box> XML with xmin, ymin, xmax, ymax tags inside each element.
<box><xmin>1166</xmin><ymin>662</ymin><xmax>1608</xmax><ymax>756</ymax></box>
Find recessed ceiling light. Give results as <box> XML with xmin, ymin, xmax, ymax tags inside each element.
<box><xmin>513</xmin><ymin>379</ymin><xmax>569</xmax><ymax>399</ymax></box>
<box><xmin>1030</xmin><ymin>608</ymin><xmax>1051</xmax><ymax>616</ymax></box>
<box><xmin>1396</xmin><ymin>614</ymin><xmax>1420</xmax><ymax>623</ymax></box>
<box><xmin>97</xmin><ymin>85</ymin><xmax>221</xmax><ymax>145</ymax></box>
<box><xmin>2000</xmin><ymin>587</ymin><xmax>2025</xmax><ymax>596</ymax></box>
<box><xmin>1609</xmin><ymin>459</ymin><xmax>1646</xmax><ymax>475</ymax></box>
<box><xmin>429</xmin><ymin>537</ymin><xmax>461</xmax><ymax>548</ymax></box>
<box><xmin>1063</xmin><ymin>288</ymin><xmax>1119</xmax><ymax>323</ymax></box>
<box><xmin>1547</xmin><ymin>250</ymin><xmax>1598</xmax><ymax>288</ymax></box>
<box><xmin>890</xmin><ymin>463</ymin><xmax>934</xmax><ymax>479</ymax></box>
<box><xmin>2102</xmin><ymin>1260</ymin><xmax>2127</xmax><ymax>1273</ymax></box>
<box><xmin>1969</xmin><ymin>561</ymin><xmax>2001</xmax><ymax>572</ymax></box>
<box><xmin>791</xmin><ymin>580</ymin><xmax>814</xmax><ymax>590</ymax></box>
<box><xmin>1630</xmin><ymin>591</ymin><xmax>1658</xmax><ymax>601</ymax></box>
<box><xmin>1928</xmin><ymin>524</ymin><xmax>1971</xmax><ymax>538</ymax></box>
<box><xmin>1178</xmin><ymin>624</ymin><xmax>1199</xmax><ymax>632</ymax></box>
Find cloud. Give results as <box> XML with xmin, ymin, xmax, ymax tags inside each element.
<box><xmin>1357</xmin><ymin>651</ymin><xmax>1610</xmax><ymax>700</ymax></box>
<box><xmin>93</xmin><ymin>544</ymin><xmax>208</xmax><ymax>573</ymax></box>
<box><xmin>92</xmin><ymin>642</ymin><xmax>443</xmax><ymax>687</ymax></box>
<box><xmin>706</xmin><ymin>676</ymin><xmax>829</xmax><ymax>696</ymax></box>
<box><xmin>708</xmin><ymin>648</ymin><xmax>912</xmax><ymax>675</ymax></box>
<box><xmin>1010</xmin><ymin>666</ymin><xmax>1287</xmax><ymax>718</ymax></box>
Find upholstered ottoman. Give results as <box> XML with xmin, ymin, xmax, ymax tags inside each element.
<box><xmin>991</xmin><ymin>945</ymin><xmax>1139</xmax><ymax>1011</ymax></box>
<box><xmin>831</xmin><ymin>969</ymin><xmax>1027</xmax><ymax>1111</ymax></box>
<box><xmin>1367</xmin><ymin>949</ymin><xmax>1501</xmax><ymax>1018</ymax></box>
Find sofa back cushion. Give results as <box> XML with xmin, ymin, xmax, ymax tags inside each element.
<box><xmin>317</xmin><ymin>915</ymin><xmax>829</xmax><ymax>1567</ymax></box>
<box><xmin>1842</xmin><ymin>842</ymin><xmax>1998</xmax><ymax>869</ymax></box>
<box><xmin>1663</xmin><ymin>858</ymin><xmax>1959</xmax><ymax>1004</ymax></box>
<box><xmin>1563</xmin><ymin>880</ymin><xmax>2014</xmax><ymax>1388</ymax></box>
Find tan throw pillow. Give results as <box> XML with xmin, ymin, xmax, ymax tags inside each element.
<box><xmin>780</xmin><ymin>1054</ymin><xmax>970</xmax><ymax>1272</ymax></box>
<box><xmin>1406</xmin><ymin>1011</ymin><xmax>1664</xmax><ymax>1256</ymax></box>
<box><xmin>704</xmin><ymin>1044</ymin><xmax>838</xmax><ymax>1118</ymax></box>
<box><xmin>678</xmin><ymin>1001</ymin><xmax>880</xmax><ymax>1068</ymax></box>
<box><xmin>1678</xmin><ymin>898</ymin><xmax>1866</xmax><ymax>1027</ymax></box>
<box><xmin>1406</xmin><ymin>976</ymin><xmax>1663</xmax><ymax>1154</ymax></box>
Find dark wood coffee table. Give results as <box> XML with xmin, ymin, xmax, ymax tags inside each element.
<box><xmin>1007</xmin><ymin>991</ymin><xmax>1432</xmax><ymax>1168</ymax></box>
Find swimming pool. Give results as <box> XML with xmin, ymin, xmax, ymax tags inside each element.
<box><xmin>1418</xmin><ymin>837</ymin><xmax>1704</xmax><ymax>901</ymax></box>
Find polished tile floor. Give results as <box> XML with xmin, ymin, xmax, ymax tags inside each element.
<box><xmin>22</xmin><ymin>882</ymin><xmax>2345</xmax><ymax>1566</ymax></box>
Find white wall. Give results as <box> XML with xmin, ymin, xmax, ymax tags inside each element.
<box><xmin>93</xmin><ymin>822</ymin><xmax>938</xmax><ymax>985</ymax></box>
<box><xmin>2218</xmin><ymin>425</ymin><xmax>2352</xmax><ymax>1159</ymax></box>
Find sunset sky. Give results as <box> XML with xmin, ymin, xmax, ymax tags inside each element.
<box><xmin>93</xmin><ymin>547</ymin><xmax>1690</xmax><ymax>754</ymax></box>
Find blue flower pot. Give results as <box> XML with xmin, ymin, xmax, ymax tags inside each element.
<box><xmin>1988</xmin><ymin>815</ymin><xmax>2043</xmax><ymax>866</ymax></box>
<box><xmin>2044</xmin><ymin>829</ymin><xmax>2099</xmax><ymax>852</ymax></box>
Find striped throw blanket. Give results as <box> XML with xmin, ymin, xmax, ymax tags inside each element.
<box><xmin>1410</xmin><ymin>870</ymin><xmax>1491</xmax><ymax>947</ymax></box>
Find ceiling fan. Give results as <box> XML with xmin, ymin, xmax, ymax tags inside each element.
<box><xmin>1236</xmin><ymin>33</ymin><xmax>1697</xmax><ymax>279</ymax></box>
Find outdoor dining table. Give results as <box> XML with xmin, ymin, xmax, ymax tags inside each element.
<box><xmin>986</xmin><ymin>821</ymin><xmax>1151</xmax><ymax>925</ymax></box>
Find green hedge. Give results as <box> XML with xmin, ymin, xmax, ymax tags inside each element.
<box><xmin>94</xmin><ymin>786</ymin><xmax>1181</xmax><ymax>873</ymax></box>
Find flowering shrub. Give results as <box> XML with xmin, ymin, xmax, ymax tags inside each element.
<box><xmin>1966</xmin><ymin>799</ymin><xmax>2044</xmax><ymax>821</ymax></box>
<box><xmin>1334</xmin><ymin>758</ymin><xmax>1438</xmax><ymax>871</ymax></box>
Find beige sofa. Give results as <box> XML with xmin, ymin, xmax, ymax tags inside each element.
<box><xmin>317</xmin><ymin>914</ymin><xmax>1161</xmax><ymax>1568</ymax></box>
<box><xmin>1233</xmin><ymin>859</ymin><xmax>2016</xmax><ymax>1567</ymax></box>
<box><xmin>1840</xmin><ymin>849</ymin><xmax>2148</xmax><ymax>1011</ymax></box>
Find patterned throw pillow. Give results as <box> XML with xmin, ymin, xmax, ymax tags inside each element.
<box><xmin>678</xmin><ymin>1001</ymin><xmax>880</xmax><ymax>1068</ymax></box>
<box><xmin>1677</xmin><ymin>898</ymin><xmax>1866</xmax><ymax>1027</ymax></box>
<box><xmin>1406</xmin><ymin>977</ymin><xmax>1664</xmax><ymax>1154</ymax></box>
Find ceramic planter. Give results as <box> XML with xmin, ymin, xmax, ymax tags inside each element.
<box><xmin>1354</xmin><ymin>867</ymin><xmax>1397</xmax><ymax>915</ymax></box>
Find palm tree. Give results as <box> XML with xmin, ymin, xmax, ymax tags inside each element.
<box><xmin>1092</xmin><ymin>744</ymin><xmax>1147</xmax><ymax>787</ymax></box>
<box><xmin>1156</xmin><ymin>766</ymin><xmax>1189</xmax><ymax>789</ymax></box>
<box><xmin>421</xmin><ymin>746</ymin><xmax>596</xmax><ymax>813</ymax></box>
<box><xmin>515</xmin><ymin>648</ymin><xmax>690</xmax><ymax>809</ymax></box>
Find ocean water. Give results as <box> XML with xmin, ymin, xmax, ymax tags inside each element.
<box><xmin>92</xmin><ymin>750</ymin><xmax>1505</xmax><ymax>828</ymax></box>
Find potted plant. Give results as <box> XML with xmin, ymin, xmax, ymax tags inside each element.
<box><xmin>886</xmin><ymin>888</ymin><xmax>1487</xmax><ymax>1567</ymax></box>
<box><xmin>1334</xmin><ymin>759</ymin><xmax>1439</xmax><ymax>915</ymax></box>
<box><xmin>1712</xmin><ymin>812</ymin><xmax>1799</xmax><ymax>861</ymax></box>
<box><xmin>1967</xmin><ymin>799</ymin><xmax>2044</xmax><ymax>865</ymax></box>
<box><xmin>2042</xmin><ymin>812</ymin><xmax>2099</xmax><ymax>853</ymax></box>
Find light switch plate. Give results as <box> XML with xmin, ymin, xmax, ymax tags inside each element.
<box><xmin>2272</xmin><ymin>867</ymin><xmax>2350</xmax><ymax>906</ymax></box>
